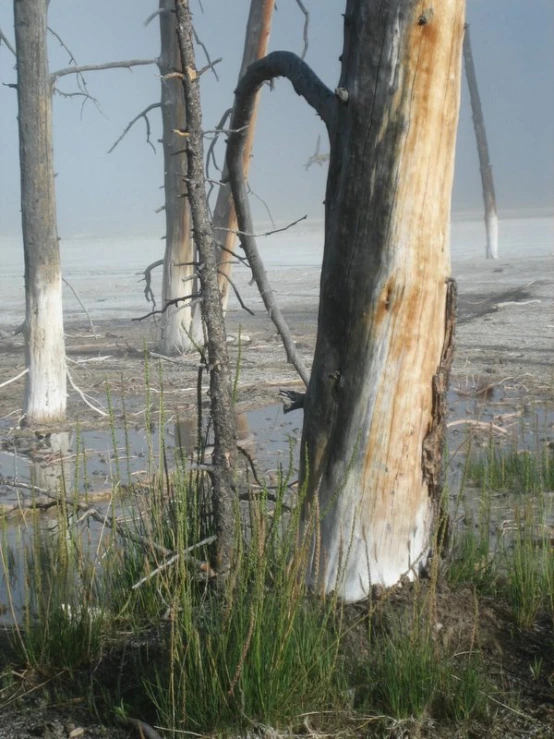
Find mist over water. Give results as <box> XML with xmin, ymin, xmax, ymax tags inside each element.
<box><xmin>1</xmin><ymin>215</ymin><xmax>553</xmax><ymax>326</ymax></box>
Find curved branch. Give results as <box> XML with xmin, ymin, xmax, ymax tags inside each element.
<box><xmin>108</xmin><ymin>102</ymin><xmax>161</xmax><ymax>153</ymax></box>
<box><xmin>225</xmin><ymin>51</ymin><xmax>334</xmax><ymax>387</ymax></box>
<box><xmin>52</xmin><ymin>58</ymin><xmax>158</xmax><ymax>81</ymax></box>
<box><xmin>232</xmin><ymin>51</ymin><xmax>335</xmax><ymax>133</ymax></box>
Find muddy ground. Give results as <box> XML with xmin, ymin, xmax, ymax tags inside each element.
<box><xmin>0</xmin><ymin>252</ymin><xmax>553</xmax><ymax>737</ymax></box>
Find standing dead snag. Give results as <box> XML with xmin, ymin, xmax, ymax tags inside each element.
<box><xmin>463</xmin><ymin>24</ymin><xmax>499</xmax><ymax>259</ymax></box>
<box><xmin>14</xmin><ymin>0</ymin><xmax>66</xmax><ymax>424</ymax></box>
<box><xmin>213</xmin><ymin>0</ymin><xmax>276</xmax><ymax>313</ymax></box>
<box><xmin>158</xmin><ymin>0</ymin><xmax>201</xmax><ymax>354</ymax></box>
<box><xmin>227</xmin><ymin>0</ymin><xmax>465</xmax><ymax>602</ymax></box>
<box><xmin>175</xmin><ymin>0</ymin><xmax>238</xmax><ymax>573</ymax></box>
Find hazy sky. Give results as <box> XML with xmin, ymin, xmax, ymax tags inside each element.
<box><xmin>1</xmin><ymin>0</ymin><xmax>553</xmax><ymax>239</ymax></box>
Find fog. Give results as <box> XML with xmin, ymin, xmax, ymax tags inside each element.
<box><xmin>0</xmin><ymin>0</ymin><xmax>553</xmax><ymax>240</ymax></box>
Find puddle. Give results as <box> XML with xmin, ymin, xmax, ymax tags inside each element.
<box><xmin>1</xmin><ymin>390</ymin><xmax>552</xmax><ymax>622</ymax></box>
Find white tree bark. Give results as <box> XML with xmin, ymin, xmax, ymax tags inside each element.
<box><xmin>157</xmin><ymin>0</ymin><xmax>201</xmax><ymax>354</ymax></box>
<box><xmin>14</xmin><ymin>0</ymin><xmax>66</xmax><ymax>424</ymax></box>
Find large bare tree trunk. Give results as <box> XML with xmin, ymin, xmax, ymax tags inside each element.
<box><xmin>463</xmin><ymin>24</ymin><xmax>498</xmax><ymax>259</ymax></box>
<box><xmin>157</xmin><ymin>0</ymin><xmax>201</xmax><ymax>354</ymax></box>
<box><xmin>214</xmin><ymin>0</ymin><xmax>275</xmax><ymax>312</ymax></box>
<box><xmin>302</xmin><ymin>1</ymin><xmax>464</xmax><ymax>601</ymax></box>
<box><xmin>14</xmin><ymin>0</ymin><xmax>66</xmax><ymax>425</ymax></box>
<box><xmin>227</xmin><ymin>0</ymin><xmax>464</xmax><ymax>603</ymax></box>
<box><xmin>175</xmin><ymin>0</ymin><xmax>238</xmax><ymax>573</ymax></box>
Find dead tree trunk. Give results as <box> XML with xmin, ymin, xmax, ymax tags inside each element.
<box><xmin>463</xmin><ymin>24</ymin><xmax>498</xmax><ymax>259</ymax></box>
<box><xmin>227</xmin><ymin>0</ymin><xmax>464</xmax><ymax>602</ymax></box>
<box><xmin>157</xmin><ymin>0</ymin><xmax>200</xmax><ymax>353</ymax></box>
<box><xmin>14</xmin><ymin>0</ymin><xmax>66</xmax><ymax>424</ymax></box>
<box><xmin>175</xmin><ymin>0</ymin><xmax>238</xmax><ymax>573</ymax></box>
<box><xmin>213</xmin><ymin>0</ymin><xmax>275</xmax><ymax>312</ymax></box>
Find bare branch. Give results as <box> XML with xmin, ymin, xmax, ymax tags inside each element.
<box><xmin>133</xmin><ymin>293</ymin><xmax>201</xmax><ymax>322</ymax></box>
<box><xmin>304</xmin><ymin>134</ymin><xmax>329</xmax><ymax>170</ymax></box>
<box><xmin>0</xmin><ymin>27</ymin><xmax>16</xmax><ymax>56</ymax></box>
<box><xmin>192</xmin><ymin>27</ymin><xmax>220</xmax><ymax>81</ymax></box>
<box><xmin>206</xmin><ymin>108</ymin><xmax>232</xmax><ymax>188</ymax></box>
<box><xmin>108</xmin><ymin>103</ymin><xmax>161</xmax><ymax>154</ymax></box>
<box><xmin>217</xmin><ymin>243</ymin><xmax>250</xmax><ymax>266</ymax></box>
<box><xmin>47</xmin><ymin>27</ymin><xmax>104</xmax><ymax>117</ymax></box>
<box><xmin>52</xmin><ymin>58</ymin><xmax>158</xmax><ymax>81</ymax></box>
<box><xmin>144</xmin><ymin>7</ymin><xmax>172</xmax><ymax>27</ymax></box>
<box><xmin>66</xmin><ymin>369</ymin><xmax>108</xmax><ymax>417</ymax></box>
<box><xmin>217</xmin><ymin>271</ymin><xmax>254</xmax><ymax>315</ymax></box>
<box><xmin>231</xmin><ymin>51</ymin><xmax>335</xmax><ymax>132</ymax></box>
<box><xmin>225</xmin><ymin>51</ymin><xmax>333</xmax><ymax>386</ymax></box>
<box><xmin>48</xmin><ymin>26</ymin><xmax>77</xmax><ymax>65</ymax></box>
<box><xmin>247</xmin><ymin>182</ymin><xmax>276</xmax><ymax>229</ymax></box>
<box><xmin>214</xmin><ymin>213</ymin><xmax>306</xmax><ymax>239</ymax></box>
<box><xmin>294</xmin><ymin>0</ymin><xmax>310</xmax><ymax>59</ymax></box>
<box><xmin>0</xmin><ymin>368</ymin><xmax>28</xmax><ymax>390</ymax></box>
<box><xmin>62</xmin><ymin>277</ymin><xmax>98</xmax><ymax>338</ymax></box>
<box><xmin>53</xmin><ymin>87</ymin><xmax>100</xmax><ymax>118</ymax></box>
<box><xmin>139</xmin><ymin>258</ymin><xmax>164</xmax><ymax>306</ymax></box>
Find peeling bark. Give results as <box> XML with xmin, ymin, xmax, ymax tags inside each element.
<box><xmin>300</xmin><ymin>0</ymin><xmax>465</xmax><ymax>601</ymax></box>
<box><xmin>463</xmin><ymin>24</ymin><xmax>498</xmax><ymax>259</ymax></box>
<box><xmin>14</xmin><ymin>0</ymin><xmax>66</xmax><ymax>424</ymax></box>
<box><xmin>227</xmin><ymin>0</ymin><xmax>465</xmax><ymax>602</ymax></box>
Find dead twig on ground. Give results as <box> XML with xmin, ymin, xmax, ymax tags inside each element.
<box><xmin>0</xmin><ymin>369</ymin><xmax>28</xmax><ymax>390</ymax></box>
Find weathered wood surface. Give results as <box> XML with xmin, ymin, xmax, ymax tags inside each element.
<box><xmin>300</xmin><ymin>0</ymin><xmax>466</xmax><ymax>601</ymax></box>
<box><xmin>213</xmin><ymin>0</ymin><xmax>276</xmax><ymax>311</ymax></box>
<box><xmin>14</xmin><ymin>0</ymin><xmax>66</xmax><ymax>423</ymax></box>
<box><xmin>158</xmin><ymin>0</ymin><xmax>199</xmax><ymax>353</ymax></box>
<box><xmin>463</xmin><ymin>24</ymin><xmax>498</xmax><ymax>259</ymax></box>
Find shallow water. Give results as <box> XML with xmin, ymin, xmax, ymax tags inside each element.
<box><xmin>1</xmin><ymin>388</ymin><xmax>552</xmax><ymax>622</ymax></box>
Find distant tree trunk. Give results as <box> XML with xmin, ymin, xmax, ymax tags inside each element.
<box><xmin>463</xmin><ymin>24</ymin><xmax>498</xmax><ymax>259</ymax></box>
<box><xmin>14</xmin><ymin>0</ymin><xmax>66</xmax><ymax>424</ymax></box>
<box><xmin>157</xmin><ymin>0</ymin><xmax>201</xmax><ymax>354</ymax></box>
<box><xmin>227</xmin><ymin>0</ymin><xmax>464</xmax><ymax>602</ymax></box>
<box><xmin>175</xmin><ymin>0</ymin><xmax>238</xmax><ymax>573</ymax></box>
<box><xmin>214</xmin><ymin>0</ymin><xmax>275</xmax><ymax>312</ymax></box>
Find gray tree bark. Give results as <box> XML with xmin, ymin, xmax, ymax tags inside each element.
<box><xmin>227</xmin><ymin>0</ymin><xmax>465</xmax><ymax>602</ymax></box>
<box><xmin>14</xmin><ymin>0</ymin><xmax>66</xmax><ymax>425</ymax></box>
<box><xmin>175</xmin><ymin>0</ymin><xmax>238</xmax><ymax>573</ymax></box>
<box><xmin>463</xmin><ymin>24</ymin><xmax>498</xmax><ymax>259</ymax></box>
<box><xmin>157</xmin><ymin>0</ymin><xmax>201</xmax><ymax>354</ymax></box>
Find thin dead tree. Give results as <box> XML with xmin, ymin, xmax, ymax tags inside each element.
<box><xmin>157</xmin><ymin>0</ymin><xmax>200</xmax><ymax>354</ymax></box>
<box><xmin>175</xmin><ymin>0</ymin><xmax>238</xmax><ymax>573</ymax></box>
<box><xmin>212</xmin><ymin>0</ymin><xmax>276</xmax><ymax>312</ymax></box>
<box><xmin>12</xmin><ymin>0</ymin><xmax>157</xmax><ymax>424</ymax></box>
<box><xmin>227</xmin><ymin>0</ymin><xmax>465</xmax><ymax>602</ymax></box>
<box><xmin>463</xmin><ymin>23</ymin><xmax>498</xmax><ymax>259</ymax></box>
<box><xmin>14</xmin><ymin>0</ymin><xmax>66</xmax><ymax>424</ymax></box>
<box><xmin>126</xmin><ymin>0</ymin><xmax>275</xmax><ymax>354</ymax></box>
